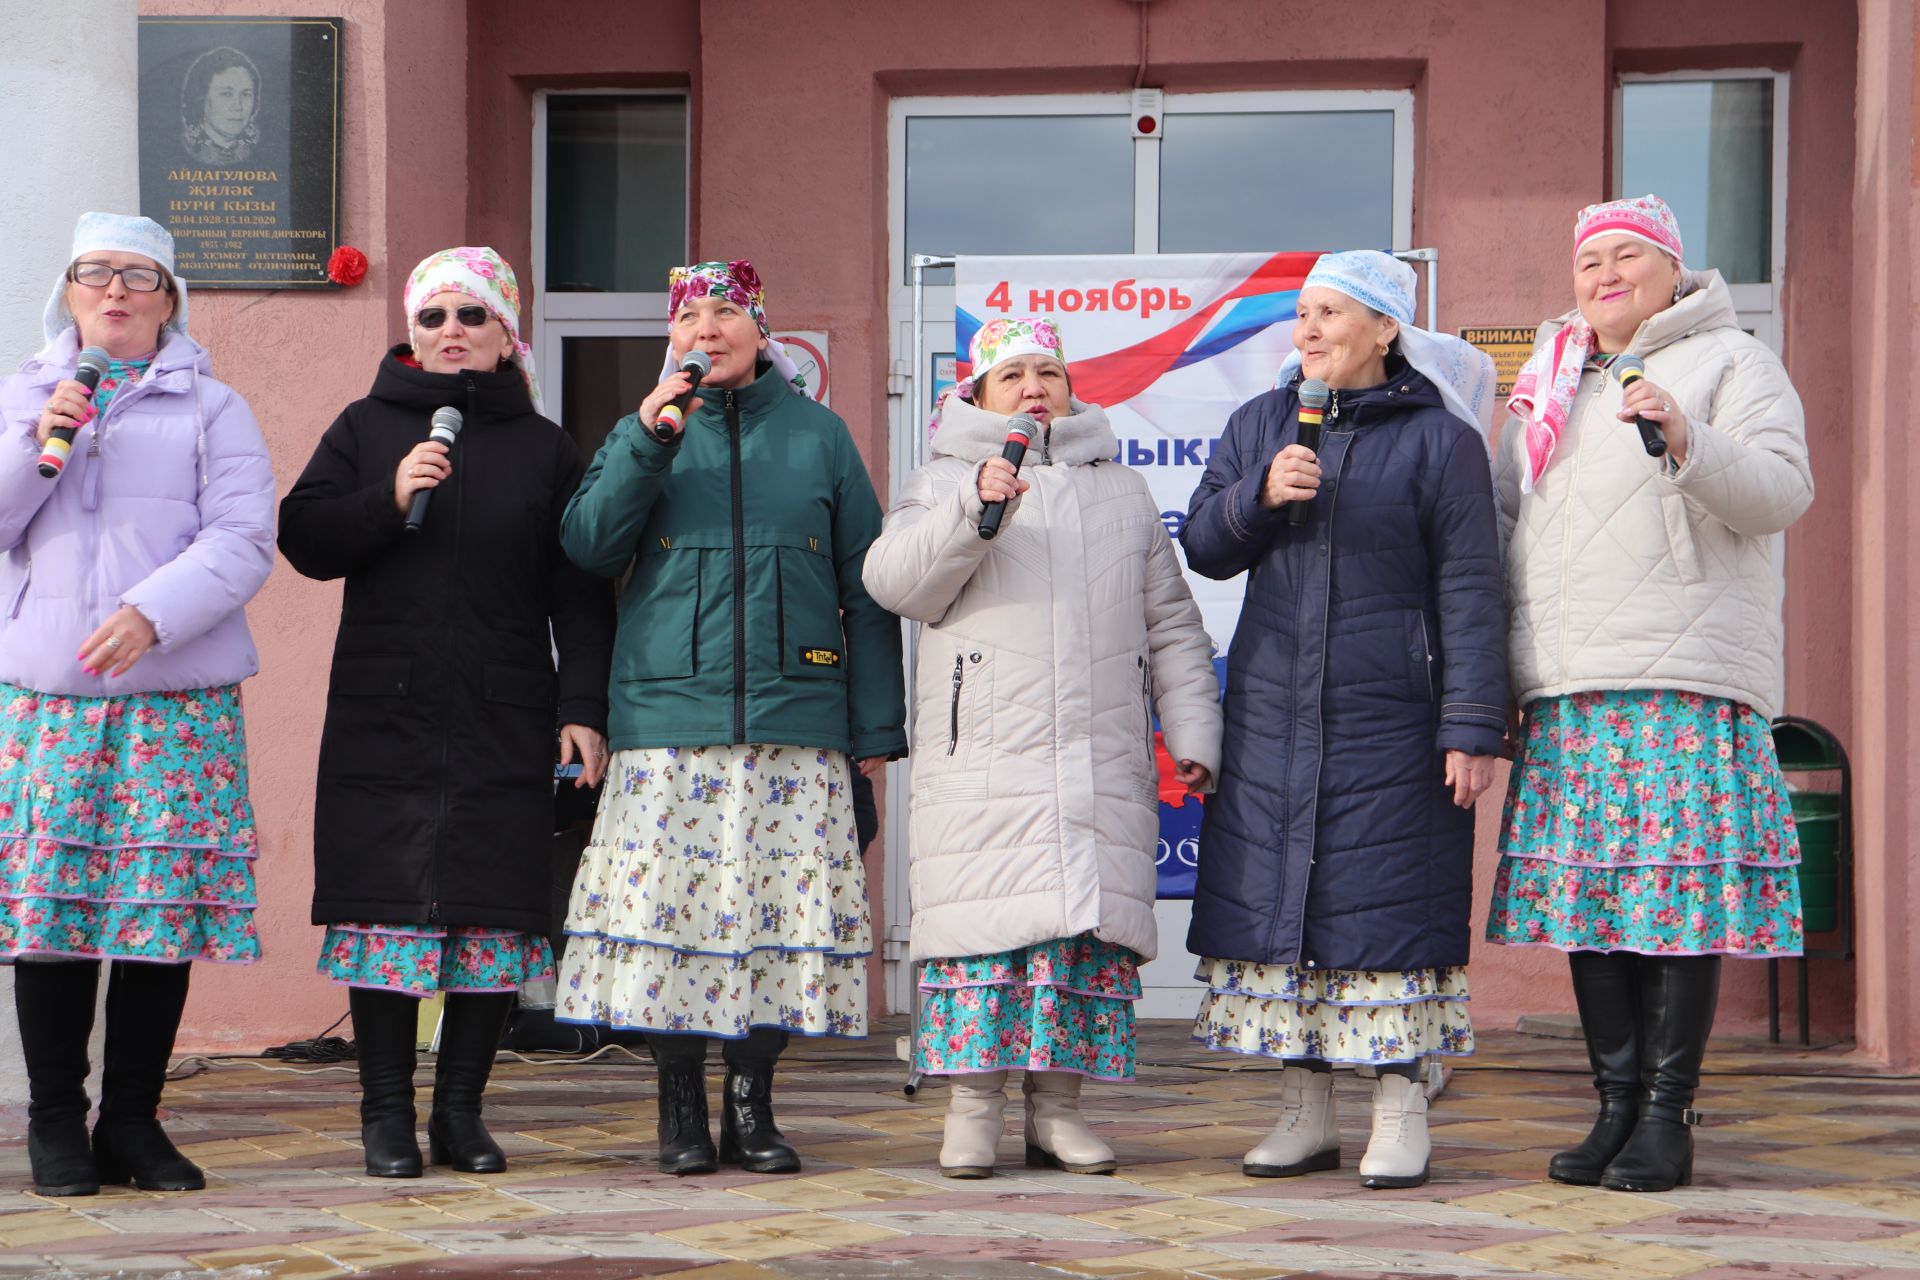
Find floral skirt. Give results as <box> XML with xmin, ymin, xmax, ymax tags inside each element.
<box><xmin>318</xmin><ymin>924</ymin><xmax>555</xmax><ymax>999</ymax></box>
<box><xmin>915</xmin><ymin>933</ymin><xmax>1141</xmax><ymax>1080</ymax></box>
<box><xmin>0</xmin><ymin>682</ymin><xmax>260</xmax><ymax>965</ymax></box>
<box><xmin>556</xmin><ymin>744</ymin><xmax>871</xmax><ymax>1039</ymax></box>
<box><xmin>1193</xmin><ymin>961</ymin><xmax>1474</xmax><ymax>1065</ymax></box>
<box><xmin>1485</xmin><ymin>690</ymin><xmax>1804</xmax><ymax>957</ymax></box>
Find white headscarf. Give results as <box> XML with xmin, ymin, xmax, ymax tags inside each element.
<box><xmin>41</xmin><ymin>212</ymin><xmax>190</xmax><ymax>350</ymax></box>
<box><xmin>1274</xmin><ymin>249</ymin><xmax>1495</xmax><ymax>447</ymax></box>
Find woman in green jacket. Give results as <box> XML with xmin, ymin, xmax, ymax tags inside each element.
<box><xmin>556</xmin><ymin>260</ymin><xmax>906</xmax><ymax>1177</ymax></box>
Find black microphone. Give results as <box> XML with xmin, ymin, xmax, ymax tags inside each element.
<box><xmin>978</xmin><ymin>414</ymin><xmax>1037</xmax><ymax>541</ymax></box>
<box><xmin>653</xmin><ymin>348</ymin><xmax>712</xmax><ymax>440</ymax></box>
<box><xmin>405</xmin><ymin>406</ymin><xmax>463</xmax><ymax>533</ymax></box>
<box><xmin>38</xmin><ymin>346</ymin><xmax>110</xmax><ymax>478</ymax></box>
<box><xmin>1612</xmin><ymin>356</ymin><xmax>1668</xmax><ymax>459</ymax></box>
<box><xmin>1289</xmin><ymin>377</ymin><xmax>1330</xmax><ymax>527</ymax></box>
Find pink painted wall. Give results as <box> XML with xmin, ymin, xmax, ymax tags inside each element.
<box><xmin>145</xmin><ymin>0</ymin><xmax>1897</xmax><ymax>1059</ymax></box>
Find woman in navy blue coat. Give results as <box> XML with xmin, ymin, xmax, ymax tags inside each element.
<box><xmin>1182</xmin><ymin>251</ymin><xmax>1507</xmax><ymax>1189</ymax></box>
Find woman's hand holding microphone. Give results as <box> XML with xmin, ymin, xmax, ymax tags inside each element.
<box><xmin>1259</xmin><ymin>445</ymin><xmax>1321</xmax><ymax>510</ymax></box>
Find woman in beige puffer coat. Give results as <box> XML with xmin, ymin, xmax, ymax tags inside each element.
<box><xmin>1485</xmin><ymin>195</ymin><xmax>1813</xmax><ymax>1196</ymax></box>
<box><xmin>863</xmin><ymin>317</ymin><xmax>1221</xmax><ymax>1179</ymax></box>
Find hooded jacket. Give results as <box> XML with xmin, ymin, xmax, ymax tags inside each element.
<box><xmin>863</xmin><ymin>396</ymin><xmax>1223</xmax><ymax>963</ymax></box>
<box><xmin>0</xmin><ymin>327</ymin><xmax>273</xmax><ymax>696</ymax></box>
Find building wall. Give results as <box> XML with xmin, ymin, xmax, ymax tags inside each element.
<box><xmin>90</xmin><ymin>0</ymin><xmax>1888</xmax><ymax>1056</ymax></box>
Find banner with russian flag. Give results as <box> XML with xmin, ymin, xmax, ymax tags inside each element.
<box><xmin>956</xmin><ymin>252</ymin><xmax>1315</xmax><ymax>650</ymax></box>
<box><xmin>956</xmin><ymin>253</ymin><xmax>1317</xmax><ymax>899</ymax></box>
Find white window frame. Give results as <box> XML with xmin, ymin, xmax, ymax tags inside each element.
<box><xmin>1613</xmin><ymin>69</ymin><xmax>1789</xmax><ymax>353</ymax></box>
<box><xmin>531</xmin><ymin>88</ymin><xmax>687</xmax><ymax>426</ymax></box>
<box><xmin>880</xmin><ymin>89</ymin><xmax>1415</xmax><ymax>1012</ymax></box>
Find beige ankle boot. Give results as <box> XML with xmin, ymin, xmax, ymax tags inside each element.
<box><xmin>1358</xmin><ymin>1070</ymin><xmax>1431</xmax><ymax>1189</ymax></box>
<box><xmin>939</xmin><ymin>1070</ymin><xmax>1007</xmax><ymax>1178</ymax></box>
<box><xmin>1243</xmin><ymin>1064</ymin><xmax>1340</xmax><ymax>1177</ymax></box>
<box><xmin>1022</xmin><ymin>1071</ymin><xmax>1116</xmax><ymax>1175</ymax></box>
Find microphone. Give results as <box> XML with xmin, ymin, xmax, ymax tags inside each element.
<box><xmin>1612</xmin><ymin>356</ymin><xmax>1668</xmax><ymax>458</ymax></box>
<box><xmin>977</xmin><ymin>414</ymin><xmax>1036</xmax><ymax>541</ymax></box>
<box><xmin>654</xmin><ymin>349</ymin><xmax>712</xmax><ymax>439</ymax></box>
<box><xmin>1289</xmin><ymin>378</ymin><xmax>1330</xmax><ymax>527</ymax></box>
<box><xmin>38</xmin><ymin>346</ymin><xmax>110</xmax><ymax>478</ymax></box>
<box><xmin>405</xmin><ymin>406</ymin><xmax>464</xmax><ymax>533</ymax></box>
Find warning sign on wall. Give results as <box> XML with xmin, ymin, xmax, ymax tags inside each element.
<box><xmin>1461</xmin><ymin>326</ymin><xmax>1538</xmax><ymax>398</ymax></box>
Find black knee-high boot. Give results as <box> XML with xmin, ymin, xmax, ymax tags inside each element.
<box><xmin>646</xmin><ymin>1032</ymin><xmax>717</xmax><ymax>1175</ymax></box>
<box><xmin>427</xmin><ymin>992</ymin><xmax>512</xmax><ymax>1174</ymax></box>
<box><xmin>15</xmin><ymin>960</ymin><xmax>100</xmax><ymax>1196</ymax></box>
<box><xmin>1602</xmin><ymin>954</ymin><xmax>1721</xmax><ymax>1192</ymax></box>
<box><xmin>720</xmin><ymin>1028</ymin><xmax>798</xmax><ymax>1174</ymax></box>
<box><xmin>1550</xmin><ymin>950</ymin><xmax>1642</xmax><ymax>1185</ymax></box>
<box><xmin>92</xmin><ymin>961</ymin><xmax>204</xmax><ymax>1191</ymax></box>
<box><xmin>350</xmin><ymin>987</ymin><xmax>423</xmax><ymax>1178</ymax></box>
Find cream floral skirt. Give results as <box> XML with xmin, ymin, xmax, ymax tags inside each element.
<box><xmin>1192</xmin><ymin>959</ymin><xmax>1474</xmax><ymax>1065</ymax></box>
<box><xmin>556</xmin><ymin>744</ymin><xmax>871</xmax><ymax>1039</ymax></box>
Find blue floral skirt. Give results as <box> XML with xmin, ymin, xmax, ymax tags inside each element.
<box><xmin>0</xmin><ymin>682</ymin><xmax>260</xmax><ymax>965</ymax></box>
<box><xmin>916</xmin><ymin>933</ymin><xmax>1140</xmax><ymax>1080</ymax></box>
<box><xmin>1485</xmin><ymin>690</ymin><xmax>1804</xmax><ymax>957</ymax></box>
<box><xmin>318</xmin><ymin>924</ymin><xmax>555</xmax><ymax>998</ymax></box>
<box><xmin>1193</xmin><ymin>961</ymin><xmax>1473</xmax><ymax>1065</ymax></box>
<box><xmin>556</xmin><ymin>744</ymin><xmax>871</xmax><ymax>1039</ymax></box>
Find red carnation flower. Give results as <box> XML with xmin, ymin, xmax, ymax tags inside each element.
<box><xmin>326</xmin><ymin>246</ymin><xmax>369</xmax><ymax>287</ymax></box>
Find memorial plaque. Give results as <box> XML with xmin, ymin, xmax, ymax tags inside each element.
<box><xmin>137</xmin><ymin>15</ymin><xmax>343</xmax><ymax>288</ymax></box>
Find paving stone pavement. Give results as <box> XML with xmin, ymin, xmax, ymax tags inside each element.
<box><xmin>1</xmin><ymin>1019</ymin><xmax>1916</xmax><ymax>1279</ymax></box>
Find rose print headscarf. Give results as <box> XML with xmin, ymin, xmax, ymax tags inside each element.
<box><xmin>404</xmin><ymin>246</ymin><xmax>543</xmax><ymax>413</ymax></box>
<box><xmin>657</xmin><ymin>259</ymin><xmax>807</xmax><ymax>394</ymax></box>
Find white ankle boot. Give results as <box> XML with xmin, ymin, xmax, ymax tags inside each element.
<box><xmin>1358</xmin><ymin>1070</ymin><xmax>1431</xmax><ymax>1188</ymax></box>
<box><xmin>939</xmin><ymin>1070</ymin><xmax>1007</xmax><ymax>1178</ymax></box>
<box><xmin>1022</xmin><ymin>1071</ymin><xmax>1116</xmax><ymax>1174</ymax></box>
<box><xmin>1243</xmin><ymin>1064</ymin><xmax>1340</xmax><ymax>1177</ymax></box>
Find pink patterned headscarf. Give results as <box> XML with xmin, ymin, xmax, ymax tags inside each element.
<box><xmin>405</xmin><ymin>246</ymin><xmax>542</xmax><ymax>413</ymax></box>
<box><xmin>1508</xmin><ymin>195</ymin><xmax>1686</xmax><ymax>492</ymax></box>
<box><xmin>668</xmin><ymin>260</ymin><xmax>768</xmax><ymax>334</ymax></box>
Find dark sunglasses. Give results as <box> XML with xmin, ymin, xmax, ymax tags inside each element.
<box><xmin>415</xmin><ymin>304</ymin><xmax>492</xmax><ymax>329</ymax></box>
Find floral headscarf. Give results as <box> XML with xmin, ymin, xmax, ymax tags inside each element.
<box><xmin>404</xmin><ymin>246</ymin><xmax>542</xmax><ymax>413</ymax></box>
<box><xmin>669</xmin><ymin>260</ymin><xmax>769</xmax><ymax>335</ymax></box>
<box><xmin>658</xmin><ymin>258</ymin><xmax>807</xmax><ymax>394</ymax></box>
<box><xmin>1509</xmin><ymin>194</ymin><xmax>1687</xmax><ymax>492</ymax></box>
<box><xmin>933</xmin><ymin>317</ymin><xmax>1068</xmax><ymax>430</ymax></box>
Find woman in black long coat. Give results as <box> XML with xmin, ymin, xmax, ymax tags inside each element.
<box><xmin>280</xmin><ymin>247</ymin><xmax>613</xmax><ymax>1178</ymax></box>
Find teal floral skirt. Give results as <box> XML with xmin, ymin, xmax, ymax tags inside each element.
<box><xmin>915</xmin><ymin>933</ymin><xmax>1140</xmax><ymax>1080</ymax></box>
<box><xmin>318</xmin><ymin>924</ymin><xmax>555</xmax><ymax>999</ymax></box>
<box><xmin>0</xmin><ymin>683</ymin><xmax>260</xmax><ymax>965</ymax></box>
<box><xmin>1485</xmin><ymin>690</ymin><xmax>1804</xmax><ymax>957</ymax></box>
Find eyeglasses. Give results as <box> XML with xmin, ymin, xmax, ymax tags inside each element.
<box><xmin>68</xmin><ymin>261</ymin><xmax>169</xmax><ymax>293</ymax></box>
<box><xmin>416</xmin><ymin>305</ymin><xmax>492</xmax><ymax>330</ymax></box>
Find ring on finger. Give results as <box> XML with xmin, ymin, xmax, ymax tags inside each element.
<box><xmin>1661</xmin><ymin>401</ymin><xmax>1671</xmax><ymax>412</ymax></box>
<box><xmin>105</xmin><ymin>636</ymin><xmax>122</xmax><ymax>650</ymax></box>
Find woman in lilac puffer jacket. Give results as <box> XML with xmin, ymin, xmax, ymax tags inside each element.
<box><xmin>0</xmin><ymin>213</ymin><xmax>274</xmax><ymax>1200</ymax></box>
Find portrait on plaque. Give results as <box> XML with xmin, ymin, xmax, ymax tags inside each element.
<box><xmin>138</xmin><ymin>16</ymin><xmax>343</xmax><ymax>289</ymax></box>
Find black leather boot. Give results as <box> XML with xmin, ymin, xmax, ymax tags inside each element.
<box><xmin>427</xmin><ymin>992</ymin><xmax>512</xmax><ymax>1173</ymax></box>
<box><xmin>1549</xmin><ymin>950</ymin><xmax>1642</xmax><ymax>1185</ymax></box>
<box><xmin>350</xmin><ymin>987</ymin><xmax>423</xmax><ymax>1178</ymax></box>
<box><xmin>92</xmin><ymin>962</ymin><xmax>205</xmax><ymax>1192</ymax></box>
<box><xmin>15</xmin><ymin>960</ymin><xmax>100</xmax><ymax>1196</ymax></box>
<box><xmin>1602</xmin><ymin>955</ymin><xmax>1721</xmax><ymax>1192</ymax></box>
<box><xmin>719</xmin><ymin>1030</ymin><xmax>800</xmax><ymax>1174</ymax></box>
<box><xmin>648</xmin><ymin>1033</ymin><xmax>717</xmax><ymax>1175</ymax></box>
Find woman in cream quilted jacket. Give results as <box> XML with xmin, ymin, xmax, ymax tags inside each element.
<box><xmin>1484</xmin><ymin>195</ymin><xmax>1814</xmax><ymax>1194</ymax></box>
<box><xmin>863</xmin><ymin>317</ymin><xmax>1222</xmax><ymax>1179</ymax></box>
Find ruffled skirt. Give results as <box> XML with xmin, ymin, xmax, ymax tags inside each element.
<box><xmin>916</xmin><ymin>932</ymin><xmax>1140</xmax><ymax>1080</ymax></box>
<box><xmin>318</xmin><ymin>924</ymin><xmax>555</xmax><ymax>999</ymax></box>
<box><xmin>0</xmin><ymin>683</ymin><xmax>260</xmax><ymax>964</ymax></box>
<box><xmin>556</xmin><ymin>744</ymin><xmax>870</xmax><ymax>1038</ymax></box>
<box><xmin>1485</xmin><ymin>690</ymin><xmax>1804</xmax><ymax>956</ymax></box>
<box><xmin>1192</xmin><ymin>960</ymin><xmax>1473</xmax><ymax>1065</ymax></box>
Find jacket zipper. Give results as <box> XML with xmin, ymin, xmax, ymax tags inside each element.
<box><xmin>1555</xmin><ymin>388</ymin><xmax>1591</xmax><ymax>682</ymax></box>
<box><xmin>429</xmin><ymin>378</ymin><xmax>474</xmax><ymax>923</ymax></box>
<box><xmin>1289</xmin><ymin>427</ymin><xmax>1345</xmax><ymax>967</ymax></box>
<box><xmin>1139</xmin><ymin>654</ymin><xmax>1153</xmax><ymax>787</ymax></box>
<box><xmin>1042</xmin><ymin>423</ymin><xmax>1052</xmax><ymax>466</ymax></box>
<box><xmin>727</xmin><ymin>390</ymin><xmax>748</xmax><ymax>744</ymax></box>
<box><xmin>947</xmin><ymin>654</ymin><xmax>964</xmax><ymax>754</ymax></box>
<box><xmin>1419</xmin><ymin>613</ymin><xmax>1436</xmax><ymax>701</ymax></box>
